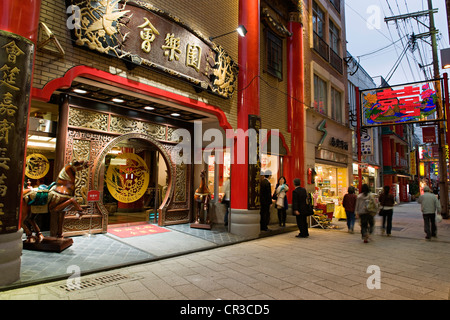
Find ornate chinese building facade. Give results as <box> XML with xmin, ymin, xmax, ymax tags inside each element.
<box><xmin>0</xmin><ymin>0</ymin><xmax>312</xmax><ymax>285</ymax></box>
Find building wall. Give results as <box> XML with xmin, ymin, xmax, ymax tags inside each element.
<box><xmin>35</xmin><ymin>0</ymin><xmax>239</xmax><ymax>128</ymax></box>
<box><xmin>303</xmin><ymin>0</ymin><xmax>352</xmax><ymax>191</ymax></box>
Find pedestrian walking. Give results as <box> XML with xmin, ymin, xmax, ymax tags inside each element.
<box><xmin>418</xmin><ymin>186</ymin><xmax>441</xmax><ymax>240</ymax></box>
<box><xmin>292</xmin><ymin>178</ymin><xmax>309</xmax><ymax>238</ymax></box>
<box><xmin>259</xmin><ymin>170</ymin><xmax>272</xmax><ymax>231</ymax></box>
<box><xmin>273</xmin><ymin>176</ymin><xmax>289</xmax><ymax>227</ymax></box>
<box><xmin>379</xmin><ymin>185</ymin><xmax>395</xmax><ymax>236</ymax></box>
<box><xmin>355</xmin><ymin>184</ymin><xmax>376</xmax><ymax>243</ymax></box>
<box><xmin>222</xmin><ymin>177</ymin><xmax>230</xmax><ymax>227</ymax></box>
<box><xmin>342</xmin><ymin>186</ymin><xmax>357</xmax><ymax>233</ymax></box>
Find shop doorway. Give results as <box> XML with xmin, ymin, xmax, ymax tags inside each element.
<box><xmin>102</xmin><ymin>138</ymin><xmax>169</xmax><ymax>227</ymax></box>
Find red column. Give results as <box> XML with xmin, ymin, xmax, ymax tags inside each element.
<box><xmin>287</xmin><ymin>16</ymin><xmax>305</xmax><ymax>187</ymax></box>
<box><xmin>382</xmin><ymin>136</ymin><xmax>392</xmax><ymax>167</ymax></box>
<box><xmin>0</xmin><ymin>0</ymin><xmax>41</xmax><ymax>286</ymax></box>
<box><xmin>0</xmin><ymin>0</ymin><xmax>42</xmax><ymax>43</ymax></box>
<box><xmin>231</xmin><ymin>0</ymin><xmax>260</xmax><ymax>210</ymax></box>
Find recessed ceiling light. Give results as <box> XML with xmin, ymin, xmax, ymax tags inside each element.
<box><xmin>112</xmin><ymin>98</ymin><xmax>124</xmax><ymax>103</ymax></box>
<box><xmin>73</xmin><ymin>88</ymin><xmax>87</xmax><ymax>94</ymax></box>
<box><xmin>171</xmin><ymin>113</ymin><xmax>180</xmax><ymax>117</ymax></box>
<box><xmin>144</xmin><ymin>106</ymin><xmax>155</xmax><ymax>110</ymax></box>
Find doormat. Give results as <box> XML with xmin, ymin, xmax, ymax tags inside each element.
<box><xmin>108</xmin><ymin>224</ymin><xmax>170</xmax><ymax>238</ymax></box>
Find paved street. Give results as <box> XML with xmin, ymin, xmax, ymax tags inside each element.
<box><xmin>1</xmin><ymin>202</ymin><xmax>449</xmax><ymax>301</ymax></box>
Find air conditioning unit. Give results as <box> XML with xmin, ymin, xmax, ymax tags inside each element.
<box><xmin>28</xmin><ymin>117</ymin><xmax>57</xmax><ymax>135</ymax></box>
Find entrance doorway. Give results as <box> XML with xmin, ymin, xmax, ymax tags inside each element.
<box><xmin>102</xmin><ymin>138</ymin><xmax>169</xmax><ymax>227</ymax></box>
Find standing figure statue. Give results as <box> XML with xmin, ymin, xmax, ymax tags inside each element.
<box><xmin>21</xmin><ymin>160</ymin><xmax>90</xmax><ymax>251</ymax></box>
<box><xmin>191</xmin><ymin>170</ymin><xmax>212</xmax><ymax>229</ymax></box>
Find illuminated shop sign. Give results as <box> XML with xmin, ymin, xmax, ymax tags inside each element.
<box><xmin>65</xmin><ymin>0</ymin><xmax>238</xmax><ymax>99</ymax></box>
<box><xmin>360</xmin><ymin>80</ymin><xmax>440</xmax><ymax>127</ymax></box>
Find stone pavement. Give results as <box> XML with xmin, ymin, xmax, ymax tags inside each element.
<box><xmin>1</xmin><ymin>202</ymin><xmax>449</xmax><ymax>301</ymax></box>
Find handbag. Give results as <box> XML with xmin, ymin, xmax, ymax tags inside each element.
<box><xmin>305</xmin><ymin>193</ymin><xmax>314</xmax><ymax>216</ymax></box>
<box><xmin>276</xmin><ymin>196</ymin><xmax>284</xmax><ymax>208</ymax></box>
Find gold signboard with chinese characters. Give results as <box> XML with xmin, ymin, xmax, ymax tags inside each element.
<box><xmin>25</xmin><ymin>153</ymin><xmax>50</xmax><ymax>179</ymax></box>
<box><xmin>66</xmin><ymin>0</ymin><xmax>238</xmax><ymax>99</ymax></box>
<box><xmin>106</xmin><ymin>153</ymin><xmax>149</xmax><ymax>203</ymax></box>
<box><xmin>0</xmin><ymin>30</ymin><xmax>34</xmax><ymax>234</ymax></box>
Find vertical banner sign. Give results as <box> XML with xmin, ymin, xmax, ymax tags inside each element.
<box><xmin>248</xmin><ymin>115</ymin><xmax>261</xmax><ymax>210</ymax></box>
<box><xmin>422</xmin><ymin>127</ymin><xmax>436</xmax><ymax>143</ymax></box>
<box><xmin>0</xmin><ymin>31</ymin><xmax>34</xmax><ymax>234</ymax></box>
<box><xmin>410</xmin><ymin>150</ymin><xmax>416</xmax><ymax>176</ymax></box>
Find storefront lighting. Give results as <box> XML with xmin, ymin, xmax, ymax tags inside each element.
<box><xmin>209</xmin><ymin>25</ymin><xmax>247</xmax><ymax>41</ymax></box>
<box><xmin>144</xmin><ymin>106</ymin><xmax>155</xmax><ymax>110</ymax></box>
<box><xmin>73</xmin><ymin>88</ymin><xmax>87</xmax><ymax>94</ymax></box>
<box><xmin>441</xmin><ymin>48</ymin><xmax>450</xmax><ymax>69</ymax></box>
<box><xmin>171</xmin><ymin>113</ymin><xmax>180</xmax><ymax>117</ymax></box>
<box><xmin>112</xmin><ymin>98</ymin><xmax>124</xmax><ymax>103</ymax></box>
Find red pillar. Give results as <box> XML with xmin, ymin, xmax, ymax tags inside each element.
<box><xmin>231</xmin><ymin>0</ymin><xmax>260</xmax><ymax>210</ymax></box>
<box><xmin>382</xmin><ymin>136</ymin><xmax>392</xmax><ymax>167</ymax></box>
<box><xmin>287</xmin><ymin>16</ymin><xmax>305</xmax><ymax>187</ymax></box>
<box><xmin>0</xmin><ymin>0</ymin><xmax>41</xmax><ymax>286</ymax></box>
<box><xmin>0</xmin><ymin>0</ymin><xmax>41</xmax><ymax>43</ymax></box>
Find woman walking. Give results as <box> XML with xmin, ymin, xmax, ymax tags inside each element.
<box><xmin>342</xmin><ymin>186</ymin><xmax>357</xmax><ymax>233</ymax></box>
<box><xmin>379</xmin><ymin>185</ymin><xmax>395</xmax><ymax>236</ymax></box>
<box><xmin>355</xmin><ymin>184</ymin><xmax>376</xmax><ymax>243</ymax></box>
<box><xmin>274</xmin><ymin>176</ymin><xmax>289</xmax><ymax>227</ymax></box>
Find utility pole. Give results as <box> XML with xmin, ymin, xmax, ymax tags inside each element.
<box><xmin>384</xmin><ymin>1</ymin><xmax>448</xmax><ymax>217</ymax></box>
<box><xmin>428</xmin><ymin>0</ymin><xmax>448</xmax><ymax>218</ymax></box>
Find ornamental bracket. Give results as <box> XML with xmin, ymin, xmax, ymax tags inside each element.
<box><xmin>38</xmin><ymin>22</ymin><xmax>65</xmax><ymax>58</ymax></box>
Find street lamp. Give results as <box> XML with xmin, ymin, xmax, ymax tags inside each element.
<box><xmin>441</xmin><ymin>48</ymin><xmax>450</xmax><ymax>69</ymax></box>
<box><xmin>209</xmin><ymin>25</ymin><xmax>247</xmax><ymax>41</ymax></box>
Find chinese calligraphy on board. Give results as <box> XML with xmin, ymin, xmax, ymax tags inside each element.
<box><xmin>0</xmin><ymin>30</ymin><xmax>34</xmax><ymax>234</ymax></box>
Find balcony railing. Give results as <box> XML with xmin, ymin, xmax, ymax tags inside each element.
<box><xmin>313</xmin><ymin>31</ymin><xmax>329</xmax><ymax>62</ymax></box>
<box><xmin>330</xmin><ymin>48</ymin><xmax>343</xmax><ymax>74</ymax></box>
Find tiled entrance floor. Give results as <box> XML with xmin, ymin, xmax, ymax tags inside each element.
<box><xmin>3</xmin><ymin>222</ymin><xmax>297</xmax><ymax>290</ymax></box>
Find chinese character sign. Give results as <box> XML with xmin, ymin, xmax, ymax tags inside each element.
<box><xmin>66</xmin><ymin>0</ymin><xmax>238</xmax><ymax>99</ymax></box>
<box><xmin>0</xmin><ymin>30</ymin><xmax>34</xmax><ymax>234</ymax></box>
<box><xmin>361</xmin><ymin>80</ymin><xmax>439</xmax><ymax>127</ymax></box>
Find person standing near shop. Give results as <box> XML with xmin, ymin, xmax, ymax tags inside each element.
<box><xmin>292</xmin><ymin>178</ymin><xmax>309</xmax><ymax>238</ymax></box>
<box><xmin>260</xmin><ymin>171</ymin><xmax>272</xmax><ymax>231</ymax></box>
<box><xmin>355</xmin><ymin>184</ymin><xmax>375</xmax><ymax>243</ymax></box>
<box><xmin>379</xmin><ymin>185</ymin><xmax>395</xmax><ymax>236</ymax></box>
<box><xmin>342</xmin><ymin>186</ymin><xmax>357</xmax><ymax>233</ymax></box>
<box><xmin>418</xmin><ymin>186</ymin><xmax>441</xmax><ymax>240</ymax></box>
<box><xmin>274</xmin><ymin>176</ymin><xmax>289</xmax><ymax>227</ymax></box>
<box><xmin>222</xmin><ymin>177</ymin><xmax>231</xmax><ymax>227</ymax></box>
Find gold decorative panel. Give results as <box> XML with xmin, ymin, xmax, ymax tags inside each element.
<box><xmin>110</xmin><ymin>115</ymin><xmax>166</xmax><ymax>140</ymax></box>
<box><xmin>68</xmin><ymin>107</ymin><xmax>108</xmax><ymax>131</ymax></box>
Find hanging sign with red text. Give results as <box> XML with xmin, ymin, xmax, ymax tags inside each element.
<box><xmin>360</xmin><ymin>80</ymin><xmax>441</xmax><ymax>127</ymax></box>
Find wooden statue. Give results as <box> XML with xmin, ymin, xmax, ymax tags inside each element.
<box><xmin>191</xmin><ymin>170</ymin><xmax>212</xmax><ymax>229</ymax></box>
<box><xmin>21</xmin><ymin>160</ymin><xmax>90</xmax><ymax>252</ymax></box>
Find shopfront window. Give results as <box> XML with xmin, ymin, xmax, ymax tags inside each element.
<box><xmin>314</xmin><ymin>74</ymin><xmax>328</xmax><ymax>115</ymax></box>
<box><xmin>314</xmin><ymin>164</ymin><xmax>347</xmax><ymax>204</ymax></box>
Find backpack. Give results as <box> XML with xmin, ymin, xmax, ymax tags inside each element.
<box><xmin>365</xmin><ymin>194</ymin><xmax>379</xmax><ymax>216</ymax></box>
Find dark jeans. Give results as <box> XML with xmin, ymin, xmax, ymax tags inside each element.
<box><xmin>423</xmin><ymin>213</ymin><xmax>437</xmax><ymax>238</ymax></box>
<box><xmin>277</xmin><ymin>208</ymin><xmax>286</xmax><ymax>226</ymax></box>
<box><xmin>360</xmin><ymin>213</ymin><xmax>374</xmax><ymax>239</ymax></box>
<box><xmin>381</xmin><ymin>209</ymin><xmax>393</xmax><ymax>234</ymax></box>
<box><xmin>296</xmin><ymin>214</ymin><xmax>309</xmax><ymax>237</ymax></box>
<box><xmin>260</xmin><ymin>204</ymin><xmax>270</xmax><ymax>231</ymax></box>
<box><xmin>222</xmin><ymin>200</ymin><xmax>230</xmax><ymax>226</ymax></box>
<box><xmin>345</xmin><ymin>211</ymin><xmax>355</xmax><ymax>231</ymax></box>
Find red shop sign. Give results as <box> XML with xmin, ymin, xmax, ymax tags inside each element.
<box><xmin>87</xmin><ymin>190</ymin><xmax>100</xmax><ymax>202</ymax></box>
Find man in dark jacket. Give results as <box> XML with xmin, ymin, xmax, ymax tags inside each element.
<box><xmin>259</xmin><ymin>171</ymin><xmax>272</xmax><ymax>231</ymax></box>
<box><xmin>292</xmin><ymin>178</ymin><xmax>309</xmax><ymax>238</ymax></box>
